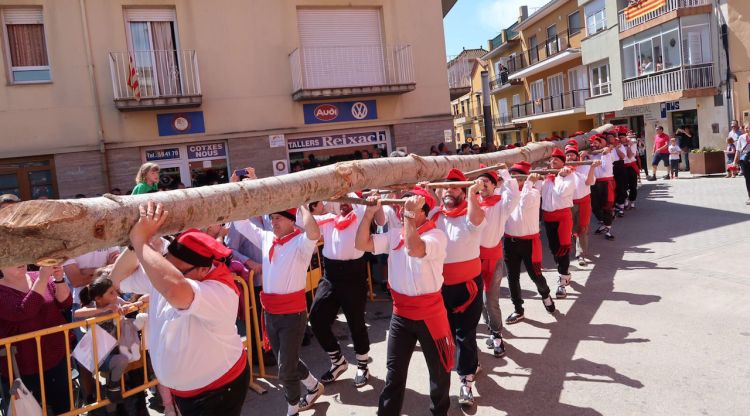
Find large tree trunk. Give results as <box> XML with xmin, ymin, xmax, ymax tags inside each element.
<box><xmin>0</xmin><ymin>126</ymin><xmax>610</xmax><ymax>268</ymax></box>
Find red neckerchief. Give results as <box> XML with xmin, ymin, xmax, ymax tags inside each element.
<box><xmin>202</xmin><ymin>263</ymin><xmax>240</xmax><ymax>296</ymax></box>
<box><xmin>440</xmin><ymin>199</ymin><xmax>468</xmax><ymax>217</ymax></box>
<box><xmin>545</xmin><ymin>174</ymin><xmax>556</xmax><ymax>182</ymax></box>
<box><xmin>269</xmin><ymin>229</ymin><xmax>302</xmax><ymax>261</ymax></box>
<box><xmin>392</xmin><ymin>220</ymin><xmax>436</xmax><ymax>250</ymax></box>
<box><xmin>479</xmin><ymin>194</ymin><xmax>501</xmax><ymax>207</ymax></box>
<box><xmin>334</xmin><ymin>210</ymin><xmax>357</xmax><ymax>230</ymax></box>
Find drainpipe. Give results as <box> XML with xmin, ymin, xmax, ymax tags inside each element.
<box><xmin>720</xmin><ymin>22</ymin><xmax>733</xmax><ymax>124</ymax></box>
<box><xmin>481</xmin><ymin>70</ymin><xmax>496</xmax><ymax>151</ymax></box>
<box><xmin>79</xmin><ymin>0</ymin><xmax>111</xmax><ymax>192</ymax></box>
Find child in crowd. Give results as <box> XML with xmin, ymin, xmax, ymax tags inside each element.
<box><xmin>74</xmin><ymin>271</ymin><xmax>149</xmax><ymax>407</ymax></box>
<box><xmin>668</xmin><ymin>138</ymin><xmax>681</xmax><ymax>179</ymax></box>
<box><xmin>726</xmin><ymin>137</ymin><xmax>738</xmax><ymax>178</ymax></box>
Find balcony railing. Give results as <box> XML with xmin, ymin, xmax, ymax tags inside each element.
<box><xmin>507</xmin><ymin>30</ymin><xmax>579</xmax><ymax>76</ymax></box>
<box><xmin>109</xmin><ymin>50</ymin><xmax>201</xmax><ymax>111</ymax></box>
<box><xmin>490</xmin><ymin>60</ymin><xmax>523</xmax><ymax>90</ymax></box>
<box><xmin>494</xmin><ymin>114</ymin><xmax>515</xmax><ymax>127</ymax></box>
<box><xmin>618</xmin><ymin>0</ymin><xmax>711</xmax><ymax>32</ymax></box>
<box><xmin>512</xmin><ymin>89</ymin><xmax>590</xmax><ymax>119</ymax></box>
<box><xmin>623</xmin><ymin>63</ymin><xmax>714</xmax><ymax>100</ymax></box>
<box><xmin>290</xmin><ymin>44</ymin><xmax>415</xmax><ymax>100</ymax></box>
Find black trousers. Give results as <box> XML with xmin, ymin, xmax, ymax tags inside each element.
<box><xmin>625</xmin><ymin>166</ymin><xmax>638</xmax><ymax>202</ymax></box>
<box><xmin>378</xmin><ymin>314</ymin><xmax>450</xmax><ymax>416</ymax></box>
<box><xmin>590</xmin><ymin>182</ymin><xmax>614</xmax><ymax>226</ymax></box>
<box><xmin>309</xmin><ymin>257</ymin><xmax>370</xmax><ymax>355</ymax></box>
<box><xmin>173</xmin><ymin>363</ymin><xmax>250</xmax><ymax>416</ymax></box>
<box><xmin>441</xmin><ymin>275</ymin><xmax>483</xmax><ymax>377</ymax></box>
<box><xmin>613</xmin><ymin>160</ymin><xmax>627</xmax><ymax>206</ymax></box>
<box><xmin>741</xmin><ymin>160</ymin><xmax>750</xmax><ymax>198</ymax></box>
<box><xmin>503</xmin><ymin>237</ymin><xmax>551</xmax><ymax>314</ymax></box>
<box><xmin>544</xmin><ymin>220</ymin><xmax>570</xmax><ymax>275</ymax></box>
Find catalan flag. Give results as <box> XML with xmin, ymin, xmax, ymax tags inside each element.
<box><xmin>127</xmin><ymin>54</ymin><xmax>141</xmax><ymax>101</ymax></box>
<box><xmin>624</xmin><ymin>0</ymin><xmax>667</xmax><ymax>22</ymax></box>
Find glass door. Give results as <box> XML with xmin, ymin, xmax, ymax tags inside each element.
<box><xmin>546</xmin><ymin>25</ymin><xmax>559</xmax><ymax>57</ymax></box>
<box><xmin>547</xmin><ymin>74</ymin><xmax>564</xmax><ymax>111</ymax></box>
<box><xmin>156</xmin><ymin>163</ymin><xmax>188</xmax><ymax>190</ymax></box>
<box><xmin>531</xmin><ymin>80</ymin><xmax>545</xmax><ymax>114</ymax></box>
<box><xmin>127</xmin><ymin>20</ymin><xmax>180</xmax><ymax>97</ymax></box>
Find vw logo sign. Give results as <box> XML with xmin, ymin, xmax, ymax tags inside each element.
<box><xmin>351</xmin><ymin>102</ymin><xmax>369</xmax><ymax>120</ymax></box>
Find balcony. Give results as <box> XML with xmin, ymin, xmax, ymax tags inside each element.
<box><xmin>490</xmin><ymin>61</ymin><xmax>524</xmax><ymax>92</ymax></box>
<box><xmin>618</xmin><ymin>0</ymin><xmax>711</xmax><ymax>33</ymax></box>
<box><xmin>509</xmin><ymin>31</ymin><xmax>582</xmax><ymax>80</ymax></box>
<box><xmin>494</xmin><ymin>114</ymin><xmax>526</xmax><ymax>131</ymax></box>
<box><xmin>447</xmin><ymin>55</ymin><xmax>475</xmax><ymax>100</ymax></box>
<box><xmin>290</xmin><ymin>44</ymin><xmax>415</xmax><ymax>101</ymax></box>
<box><xmin>511</xmin><ymin>89</ymin><xmax>590</xmax><ymax>122</ymax></box>
<box><xmin>109</xmin><ymin>50</ymin><xmax>202</xmax><ymax>111</ymax></box>
<box><xmin>623</xmin><ymin>63</ymin><xmax>714</xmax><ymax>102</ymax></box>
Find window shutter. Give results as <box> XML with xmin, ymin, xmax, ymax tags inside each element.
<box><xmin>124</xmin><ymin>9</ymin><xmax>176</xmax><ymax>22</ymax></box>
<box><xmin>3</xmin><ymin>8</ymin><xmax>43</xmax><ymax>24</ymax></box>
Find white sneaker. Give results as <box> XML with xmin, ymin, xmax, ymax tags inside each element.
<box><xmin>746</xmin><ymin>199</ymin><xmax>750</xmax><ymax>205</ymax></box>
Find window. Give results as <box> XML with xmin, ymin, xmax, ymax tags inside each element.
<box><xmin>125</xmin><ymin>9</ymin><xmax>182</xmax><ymax>97</ymax></box>
<box><xmin>662</xmin><ymin>29</ymin><xmax>680</xmax><ymax>69</ymax></box>
<box><xmin>681</xmin><ymin>15</ymin><xmax>710</xmax><ymax>65</ymax></box>
<box><xmin>590</xmin><ymin>62</ymin><xmax>611</xmax><ymax>96</ymax></box>
<box><xmin>621</xmin><ymin>20</ymin><xmax>684</xmax><ymax>80</ymax></box>
<box><xmin>585</xmin><ymin>0</ymin><xmax>606</xmax><ymax>36</ymax></box>
<box><xmin>528</xmin><ymin>35</ymin><xmax>538</xmax><ymax>63</ymax></box>
<box><xmin>0</xmin><ymin>156</ymin><xmax>57</xmax><ymax>200</ymax></box>
<box><xmin>568</xmin><ymin>11</ymin><xmax>582</xmax><ymax>35</ymax></box>
<box><xmin>1</xmin><ymin>8</ymin><xmax>51</xmax><ymax>83</ymax></box>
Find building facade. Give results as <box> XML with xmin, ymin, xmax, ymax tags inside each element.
<box><xmin>721</xmin><ymin>0</ymin><xmax>750</xmax><ymax>127</ymax></box>
<box><xmin>0</xmin><ymin>0</ymin><xmax>455</xmax><ymax>199</ymax></box>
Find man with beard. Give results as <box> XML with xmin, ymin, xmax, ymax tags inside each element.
<box><xmin>475</xmin><ymin>164</ymin><xmax>520</xmax><ymax>357</ymax></box>
<box><xmin>429</xmin><ymin>168</ymin><xmax>485</xmax><ymax>407</ymax></box>
<box><xmin>589</xmin><ymin>135</ymin><xmax>616</xmax><ymax>240</ymax></box>
<box><xmin>565</xmin><ymin>144</ymin><xmax>600</xmax><ymax>267</ymax></box>
<box><xmin>541</xmin><ymin>148</ymin><xmax>576</xmax><ymax>299</ymax></box>
<box><xmin>309</xmin><ymin>197</ymin><xmax>384</xmax><ymax>387</ymax></box>
<box><xmin>503</xmin><ymin>161</ymin><xmax>555</xmax><ymax>324</ymax></box>
<box><xmin>355</xmin><ymin>189</ymin><xmax>453</xmax><ymax>416</ymax></box>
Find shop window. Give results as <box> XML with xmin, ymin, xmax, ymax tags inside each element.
<box><xmin>0</xmin><ymin>156</ymin><xmax>57</xmax><ymax>200</ymax></box>
<box><xmin>1</xmin><ymin>8</ymin><xmax>51</xmax><ymax>83</ymax></box>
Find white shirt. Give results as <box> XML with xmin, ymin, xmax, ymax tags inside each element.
<box><xmin>572</xmin><ymin>165</ymin><xmax>592</xmax><ymax>200</ymax></box>
<box><xmin>737</xmin><ymin>134</ymin><xmax>750</xmax><ymax>157</ymax></box>
<box><xmin>432</xmin><ymin>204</ymin><xmax>485</xmax><ymax>264</ymax></box>
<box><xmin>372</xmin><ymin>227</ymin><xmax>447</xmax><ymax>296</ymax></box>
<box><xmin>611</xmin><ymin>144</ymin><xmax>626</xmax><ymax>162</ymax></box>
<box><xmin>668</xmin><ymin>144</ymin><xmax>681</xmax><ymax>160</ymax></box>
<box><xmin>541</xmin><ymin>174</ymin><xmax>576</xmax><ymax>212</ymax></box>
<box><xmin>315</xmin><ymin>202</ymin><xmax>366</xmax><ymax>261</ymax></box>
<box><xmin>63</xmin><ymin>246</ymin><xmax>120</xmax><ymax>303</ymax></box>
<box><xmin>624</xmin><ymin>143</ymin><xmax>638</xmax><ymax>163</ymax></box>
<box><xmin>479</xmin><ymin>171</ymin><xmax>521</xmax><ymax>248</ymax></box>
<box><xmin>120</xmin><ymin>267</ymin><xmax>243</xmax><ymax>391</ymax></box>
<box><xmin>505</xmin><ymin>180</ymin><xmax>541</xmax><ymax>236</ymax></box>
<box><xmin>592</xmin><ymin>152</ymin><xmax>614</xmax><ymax>178</ymax></box>
<box><xmin>234</xmin><ymin>220</ymin><xmax>317</xmax><ymax>294</ymax></box>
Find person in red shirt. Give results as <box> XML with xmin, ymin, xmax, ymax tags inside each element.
<box><xmin>649</xmin><ymin>126</ymin><xmax>671</xmax><ymax>181</ymax></box>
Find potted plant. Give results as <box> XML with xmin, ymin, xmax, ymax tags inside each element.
<box><xmin>689</xmin><ymin>147</ymin><xmax>725</xmax><ymax>175</ymax></box>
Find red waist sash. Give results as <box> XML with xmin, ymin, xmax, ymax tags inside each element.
<box><xmin>391</xmin><ymin>289</ymin><xmax>455</xmax><ymax>373</ymax></box>
<box><xmin>543</xmin><ymin>208</ymin><xmax>573</xmax><ymax>256</ymax></box>
<box><xmin>573</xmin><ymin>194</ymin><xmax>592</xmax><ymax>235</ymax></box>
<box><xmin>260</xmin><ymin>290</ymin><xmax>307</xmax><ymax>350</ymax></box>
<box><xmin>504</xmin><ymin>233</ymin><xmax>542</xmax><ymax>275</ymax></box>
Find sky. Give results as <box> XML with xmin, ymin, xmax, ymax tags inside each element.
<box><xmin>443</xmin><ymin>0</ymin><xmax>552</xmax><ymax>59</ymax></box>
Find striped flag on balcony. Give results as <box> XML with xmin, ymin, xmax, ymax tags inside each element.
<box><xmin>624</xmin><ymin>0</ymin><xmax>667</xmax><ymax>22</ymax></box>
<box><xmin>127</xmin><ymin>54</ymin><xmax>141</xmax><ymax>101</ymax></box>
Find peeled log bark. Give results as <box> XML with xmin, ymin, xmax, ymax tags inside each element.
<box><xmin>0</xmin><ymin>125</ymin><xmax>612</xmax><ymax>267</ymax></box>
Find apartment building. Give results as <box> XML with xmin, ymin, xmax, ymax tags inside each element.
<box><xmin>0</xmin><ymin>0</ymin><xmax>455</xmax><ymax>200</ymax></box>
<box><xmin>722</xmin><ymin>0</ymin><xmax>750</xmax><ymax>126</ymax></box>
<box><xmin>482</xmin><ymin>8</ymin><xmax>530</xmax><ymax>145</ymax></box>
<box><xmin>506</xmin><ymin>0</ymin><xmax>596</xmax><ymax>141</ymax></box>
<box><xmin>599</xmin><ymin>0</ymin><xmax>730</xmax><ymax>150</ymax></box>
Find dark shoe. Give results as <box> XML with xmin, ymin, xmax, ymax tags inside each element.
<box><xmin>662</xmin><ymin>174</ymin><xmax>670</xmax><ymax>180</ymax></box>
<box><xmin>353</xmin><ymin>367</ymin><xmax>369</xmax><ymax>388</ymax></box>
<box><xmin>320</xmin><ymin>359</ymin><xmax>348</xmax><ymax>384</ymax></box>
<box><xmin>492</xmin><ymin>337</ymin><xmax>506</xmax><ymax>358</ymax></box>
<box><xmin>505</xmin><ymin>311</ymin><xmax>524</xmax><ymax>324</ymax></box>
<box><xmin>543</xmin><ymin>297</ymin><xmax>556</xmax><ymax>314</ymax></box>
<box><xmin>298</xmin><ymin>382</ymin><xmax>324</xmax><ymax>411</ymax></box>
<box><xmin>458</xmin><ymin>379</ymin><xmax>475</xmax><ymax>407</ymax></box>
<box><xmin>616</xmin><ymin>209</ymin><xmax>625</xmax><ymax>218</ymax></box>
<box><xmin>604</xmin><ymin>229</ymin><xmax>615</xmax><ymax>240</ymax></box>
<box><xmin>595</xmin><ymin>224</ymin><xmax>607</xmax><ymax>234</ymax></box>
<box><xmin>647</xmin><ymin>175</ymin><xmax>656</xmax><ymax>181</ymax></box>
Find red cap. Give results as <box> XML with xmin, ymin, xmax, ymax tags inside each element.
<box><xmin>509</xmin><ymin>161</ymin><xmax>531</xmax><ymax>175</ymax></box>
<box><xmin>274</xmin><ymin>208</ymin><xmax>298</xmax><ymax>221</ymax></box>
<box><xmin>506</xmin><ymin>144</ymin><xmax>516</xmax><ymax>149</ymax></box>
<box><xmin>551</xmin><ymin>147</ymin><xmax>566</xmax><ymax>162</ymax></box>
<box><xmin>589</xmin><ymin>134</ymin><xmax>607</xmax><ymax>144</ymax></box>
<box><xmin>446</xmin><ymin>168</ymin><xmax>467</xmax><ymax>182</ymax></box>
<box><xmin>168</xmin><ymin>228</ymin><xmax>233</xmax><ymax>267</ymax></box>
<box><xmin>565</xmin><ymin>145</ymin><xmax>579</xmax><ymax>155</ymax></box>
<box><xmin>477</xmin><ymin>164</ymin><xmax>499</xmax><ymax>185</ymax></box>
<box><xmin>572</xmin><ymin>131</ymin><xmax>585</xmax><ymax>137</ymax></box>
<box><xmin>406</xmin><ymin>187</ymin><xmax>437</xmax><ymax>211</ymax></box>
<box><xmin>567</xmin><ymin>139</ymin><xmax>578</xmax><ymax>147</ymax></box>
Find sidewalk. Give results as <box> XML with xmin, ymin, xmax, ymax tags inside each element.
<box><xmin>183</xmin><ymin>174</ymin><xmax>750</xmax><ymax>415</ymax></box>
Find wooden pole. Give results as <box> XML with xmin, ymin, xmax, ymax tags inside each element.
<box><xmin>329</xmin><ymin>197</ymin><xmax>406</xmax><ymax>206</ymax></box>
<box><xmin>565</xmin><ymin>160</ymin><xmax>596</xmax><ymax>166</ymax></box>
<box><xmin>0</xmin><ymin>124</ymin><xmax>612</xmax><ymax>267</ymax></box>
<box><xmin>463</xmin><ymin>163</ymin><xmax>507</xmax><ymax>178</ymax></box>
<box><xmin>425</xmin><ymin>181</ymin><xmax>476</xmax><ymax>189</ymax></box>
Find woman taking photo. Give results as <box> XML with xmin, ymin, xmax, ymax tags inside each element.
<box><xmin>0</xmin><ymin>264</ymin><xmax>72</xmax><ymax>414</ymax></box>
<box><xmin>131</xmin><ymin>163</ymin><xmax>160</xmax><ymax>195</ymax></box>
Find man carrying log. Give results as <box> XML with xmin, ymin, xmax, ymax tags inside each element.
<box><xmin>475</xmin><ymin>164</ymin><xmax>520</xmax><ymax>357</ymax></box>
<box><xmin>541</xmin><ymin>148</ymin><xmax>577</xmax><ymax>299</ymax></box>
<box><xmin>428</xmin><ymin>168</ymin><xmax>485</xmax><ymax>407</ymax></box>
<box><xmin>113</xmin><ymin>202</ymin><xmax>249</xmax><ymax>416</ymax></box>
<box><xmin>234</xmin><ymin>205</ymin><xmax>325</xmax><ymax>416</ymax></box>
<box><xmin>589</xmin><ymin>135</ymin><xmax>616</xmax><ymax>240</ymax></box>
<box><xmin>309</xmin><ymin>196</ymin><xmax>384</xmax><ymax>387</ymax></box>
<box><xmin>503</xmin><ymin>161</ymin><xmax>556</xmax><ymax>324</ymax></box>
<box><xmin>565</xmin><ymin>143</ymin><xmax>601</xmax><ymax>267</ymax></box>
<box><xmin>355</xmin><ymin>189</ymin><xmax>453</xmax><ymax>416</ymax></box>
